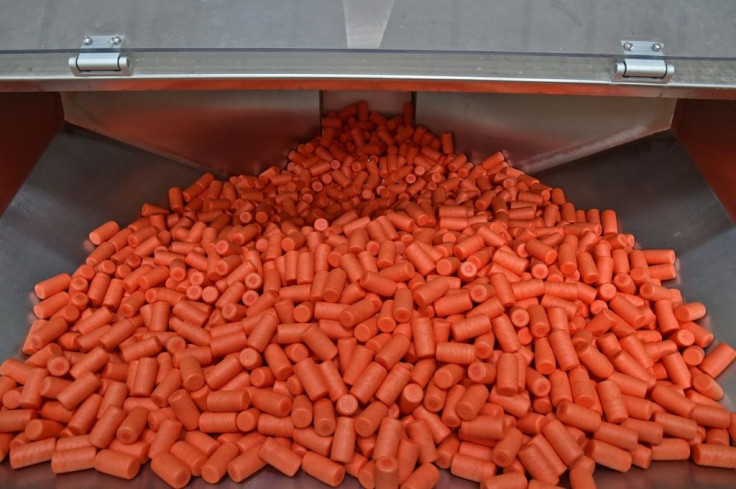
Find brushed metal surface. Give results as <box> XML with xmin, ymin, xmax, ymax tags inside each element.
<box><xmin>0</xmin><ymin>129</ymin><xmax>734</xmax><ymax>487</ymax></box>
<box><xmin>2</xmin><ymin>51</ymin><xmax>736</xmax><ymax>97</ymax></box>
<box><xmin>1</xmin><ymin>1</ymin><xmax>736</xmax><ymax>93</ymax></box>
<box><xmin>1</xmin><ymin>0</ymin><xmax>735</xmax><ymax>59</ymax></box>
<box><xmin>61</xmin><ymin>90</ymin><xmax>320</xmax><ymax>175</ymax></box>
<box><xmin>416</xmin><ymin>92</ymin><xmax>675</xmax><ymax>173</ymax></box>
<box><xmin>0</xmin><ymin>0</ymin><xmax>348</xmax><ymax>51</ymax></box>
<box><xmin>63</xmin><ymin>89</ymin><xmax>679</xmax><ymax>190</ymax></box>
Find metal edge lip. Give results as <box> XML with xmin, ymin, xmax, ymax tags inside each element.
<box><xmin>1</xmin><ymin>50</ymin><xmax>733</xmax><ymax>74</ymax></box>
<box><xmin>6</xmin><ymin>72</ymin><xmax>736</xmax><ymax>87</ymax></box>
<box><xmin>2</xmin><ymin>75</ymin><xmax>735</xmax><ymax>96</ymax></box>
<box><xmin>1</xmin><ymin>51</ymin><xmax>735</xmax><ymax>97</ymax></box>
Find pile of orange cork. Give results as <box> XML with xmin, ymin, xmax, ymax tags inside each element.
<box><xmin>1</xmin><ymin>101</ymin><xmax>735</xmax><ymax>489</ymax></box>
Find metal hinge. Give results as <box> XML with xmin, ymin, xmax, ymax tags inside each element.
<box><xmin>612</xmin><ymin>40</ymin><xmax>673</xmax><ymax>83</ymax></box>
<box><xmin>69</xmin><ymin>35</ymin><xmax>132</xmax><ymax>76</ymax></box>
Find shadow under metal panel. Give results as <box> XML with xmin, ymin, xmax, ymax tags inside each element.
<box><xmin>416</xmin><ymin>92</ymin><xmax>675</xmax><ymax>174</ymax></box>
<box><xmin>62</xmin><ymin>90</ymin><xmax>321</xmax><ymax>176</ymax></box>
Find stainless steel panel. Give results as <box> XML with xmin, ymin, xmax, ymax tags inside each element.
<box><xmin>344</xmin><ymin>0</ymin><xmax>395</xmax><ymax>49</ymax></box>
<box><xmin>1</xmin><ymin>0</ymin><xmax>735</xmax><ymax>59</ymax></box>
<box><xmin>0</xmin><ymin>0</ymin><xmax>348</xmax><ymax>51</ymax></box>
<box><xmin>3</xmin><ymin>51</ymin><xmax>735</xmax><ymax>98</ymax></box>
<box><xmin>2</xmin><ymin>1</ymin><xmax>736</xmax><ymax>94</ymax></box>
<box><xmin>381</xmin><ymin>0</ymin><xmax>736</xmax><ymax>59</ymax></box>
<box><xmin>62</xmin><ymin>91</ymin><xmax>321</xmax><ymax>175</ymax></box>
<box><xmin>416</xmin><ymin>92</ymin><xmax>675</xmax><ymax>173</ymax></box>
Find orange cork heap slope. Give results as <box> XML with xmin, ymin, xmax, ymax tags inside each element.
<box><xmin>1</xmin><ymin>101</ymin><xmax>735</xmax><ymax>489</ymax></box>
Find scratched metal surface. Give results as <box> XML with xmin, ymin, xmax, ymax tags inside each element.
<box><xmin>0</xmin><ymin>128</ymin><xmax>734</xmax><ymax>487</ymax></box>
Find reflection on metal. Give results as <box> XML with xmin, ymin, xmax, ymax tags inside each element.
<box><xmin>379</xmin><ymin>0</ymin><xmax>736</xmax><ymax>59</ymax></box>
<box><xmin>68</xmin><ymin>34</ymin><xmax>131</xmax><ymax>76</ymax></box>
<box><xmin>612</xmin><ymin>40</ymin><xmax>673</xmax><ymax>83</ymax></box>
<box><xmin>415</xmin><ymin>92</ymin><xmax>675</xmax><ymax>173</ymax></box>
<box><xmin>69</xmin><ymin>53</ymin><xmax>131</xmax><ymax>76</ymax></box>
<box><xmin>61</xmin><ymin>90</ymin><xmax>320</xmax><ymax>175</ymax></box>
<box><xmin>0</xmin><ymin>0</ymin><xmax>349</xmax><ymax>51</ymax></box>
<box><xmin>344</xmin><ymin>0</ymin><xmax>395</xmax><ymax>49</ymax></box>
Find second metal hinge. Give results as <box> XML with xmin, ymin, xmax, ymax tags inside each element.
<box><xmin>69</xmin><ymin>35</ymin><xmax>132</xmax><ymax>76</ymax></box>
<box><xmin>612</xmin><ymin>40</ymin><xmax>674</xmax><ymax>83</ymax></box>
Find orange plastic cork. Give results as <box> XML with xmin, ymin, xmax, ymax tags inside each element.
<box><xmin>151</xmin><ymin>452</ymin><xmax>192</xmax><ymax>489</ymax></box>
<box><xmin>94</xmin><ymin>449</ymin><xmax>141</xmax><ymax>479</ymax></box>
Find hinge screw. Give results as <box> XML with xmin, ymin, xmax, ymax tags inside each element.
<box><xmin>82</xmin><ymin>36</ymin><xmax>92</xmax><ymax>45</ymax></box>
<box><xmin>651</xmin><ymin>42</ymin><xmax>663</xmax><ymax>52</ymax></box>
<box><xmin>111</xmin><ymin>35</ymin><xmax>122</xmax><ymax>46</ymax></box>
<box><xmin>623</xmin><ymin>42</ymin><xmax>634</xmax><ymax>51</ymax></box>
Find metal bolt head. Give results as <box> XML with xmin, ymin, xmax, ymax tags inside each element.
<box><xmin>111</xmin><ymin>35</ymin><xmax>122</xmax><ymax>45</ymax></box>
<box><xmin>82</xmin><ymin>36</ymin><xmax>92</xmax><ymax>45</ymax></box>
<box><xmin>623</xmin><ymin>42</ymin><xmax>634</xmax><ymax>51</ymax></box>
<box><xmin>651</xmin><ymin>42</ymin><xmax>663</xmax><ymax>52</ymax></box>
